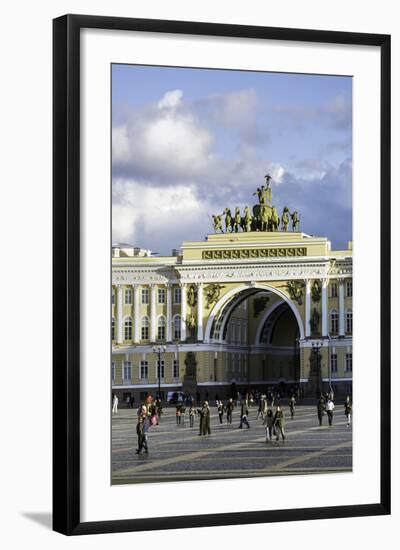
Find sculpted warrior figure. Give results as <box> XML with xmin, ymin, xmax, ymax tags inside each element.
<box><xmin>281</xmin><ymin>206</ymin><xmax>290</xmax><ymax>231</ymax></box>
<box><xmin>270</xmin><ymin>206</ymin><xmax>280</xmax><ymax>231</ymax></box>
<box><xmin>223</xmin><ymin>208</ymin><xmax>233</xmax><ymax>232</ymax></box>
<box><xmin>212</xmin><ymin>214</ymin><xmax>223</xmax><ymax>233</ymax></box>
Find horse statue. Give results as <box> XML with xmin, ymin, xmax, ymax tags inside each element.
<box><xmin>223</xmin><ymin>208</ymin><xmax>233</xmax><ymax>232</ymax></box>
<box><xmin>269</xmin><ymin>206</ymin><xmax>280</xmax><ymax>232</ymax></box>
<box><xmin>259</xmin><ymin>204</ymin><xmax>270</xmax><ymax>232</ymax></box>
<box><xmin>243</xmin><ymin>206</ymin><xmax>252</xmax><ymax>232</ymax></box>
<box><xmin>233</xmin><ymin>207</ymin><xmax>242</xmax><ymax>233</ymax></box>
<box><xmin>281</xmin><ymin>206</ymin><xmax>290</xmax><ymax>231</ymax></box>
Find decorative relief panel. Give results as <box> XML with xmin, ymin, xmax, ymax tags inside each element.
<box><xmin>202</xmin><ymin>247</ymin><xmax>307</xmax><ymax>260</ymax></box>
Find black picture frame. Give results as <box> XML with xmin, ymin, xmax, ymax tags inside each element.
<box><xmin>53</xmin><ymin>14</ymin><xmax>391</xmax><ymax>535</ymax></box>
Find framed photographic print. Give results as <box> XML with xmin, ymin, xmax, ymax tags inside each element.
<box><xmin>53</xmin><ymin>14</ymin><xmax>391</xmax><ymax>535</ymax></box>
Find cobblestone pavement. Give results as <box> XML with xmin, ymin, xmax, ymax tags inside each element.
<box><xmin>112</xmin><ymin>404</ymin><xmax>352</xmax><ymax>485</ymax></box>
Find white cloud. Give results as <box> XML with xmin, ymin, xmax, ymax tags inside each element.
<box><xmin>157</xmin><ymin>89</ymin><xmax>183</xmax><ymax>110</ymax></box>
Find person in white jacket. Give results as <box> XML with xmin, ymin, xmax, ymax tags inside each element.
<box><xmin>112</xmin><ymin>394</ymin><xmax>119</xmax><ymax>414</ymax></box>
<box><xmin>325</xmin><ymin>398</ymin><xmax>334</xmax><ymax>426</ymax></box>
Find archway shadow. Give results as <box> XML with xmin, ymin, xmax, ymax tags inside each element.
<box><xmin>22</xmin><ymin>512</ymin><xmax>52</xmax><ymax>530</ymax></box>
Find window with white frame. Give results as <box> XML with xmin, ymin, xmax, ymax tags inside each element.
<box><xmin>123</xmin><ymin>361</ymin><xmax>132</xmax><ymax>381</ymax></box>
<box><xmin>330</xmin><ymin>282</ymin><xmax>338</xmax><ymax>298</ymax></box>
<box><xmin>330</xmin><ymin>309</ymin><xmax>339</xmax><ymax>333</ymax></box>
<box><xmin>111</xmin><ymin>318</ymin><xmax>115</xmax><ymax>340</ymax></box>
<box><xmin>346</xmin><ymin>309</ymin><xmax>353</xmax><ymax>333</ymax></box>
<box><xmin>140</xmin><ymin>360</ymin><xmax>148</xmax><ymax>379</ymax></box>
<box><xmin>141</xmin><ymin>316</ymin><xmax>149</xmax><ymax>340</ymax></box>
<box><xmin>156</xmin><ymin>359</ymin><xmax>165</xmax><ymax>380</ymax></box>
<box><xmin>124</xmin><ymin>288</ymin><xmax>132</xmax><ymax>305</ymax></box>
<box><xmin>111</xmin><ymin>361</ymin><xmax>116</xmax><ymax>382</ymax></box>
<box><xmin>124</xmin><ymin>317</ymin><xmax>132</xmax><ymax>340</ymax></box>
<box><xmin>141</xmin><ymin>288</ymin><xmax>149</xmax><ymax>304</ymax></box>
<box><xmin>158</xmin><ymin>288</ymin><xmax>166</xmax><ymax>304</ymax></box>
<box><xmin>173</xmin><ymin>287</ymin><xmax>181</xmax><ymax>304</ymax></box>
<box><xmin>346</xmin><ymin>280</ymin><xmax>353</xmax><ymax>297</ymax></box>
<box><xmin>157</xmin><ymin>316</ymin><xmax>166</xmax><ymax>340</ymax></box>
<box><xmin>345</xmin><ymin>353</ymin><xmax>352</xmax><ymax>372</ymax></box>
<box><xmin>330</xmin><ymin>353</ymin><xmax>338</xmax><ymax>373</ymax></box>
<box><xmin>173</xmin><ymin>316</ymin><xmax>181</xmax><ymax>340</ymax></box>
<box><xmin>173</xmin><ymin>359</ymin><xmax>179</xmax><ymax>378</ymax></box>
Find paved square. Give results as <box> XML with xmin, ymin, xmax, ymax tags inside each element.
<box><xmin>112</xmin><ymin>403</ymin><xmax>352</xmax><ymax>484</ymax></box>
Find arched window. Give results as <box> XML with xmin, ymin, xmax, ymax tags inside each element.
<box><xmin>111</xmin><ymin>318</ymin><xmax>115</xmax><ymax>340</ymax></box>
<box><xmin>157</xmin><ymin>316</ymin><xmax>166</xmax><ymax>340</ymax></box>
<box><xmin>173</xmin><ymin>315</ymin><xmax>181</xmax><ymax>340</ymax></box>
<box><xmin>141</xmin><ymin>316</ymin><xmax>149</xmax><ymax>340</ymax></box>
<box><xmin>330</xmin><ymin>309</ymin><xmax>338</xmax><ymax>333</ymax></box>
<box><xmin>124</xmin><ymin>316</ymin><xmax>132</xmax><ymax>340</ymax></box>
<box><xmin>346</xmin><ymin>309</ymin><xmax>353</xmax><ymax>333</ymax></box>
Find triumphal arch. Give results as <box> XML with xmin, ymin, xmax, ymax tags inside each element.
<box><xmin>111</xmin><ymin>177</ymin><xmax>352</xmax><ymax>403</ymax></box>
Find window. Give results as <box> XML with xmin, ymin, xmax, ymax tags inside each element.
<box><xmin>111</xmin><ymin>318</ymin><xmax>115</xmax><ymax>340</ymax></box>
<box><xmin>346</xmin><ymin>280</ymin><xmax>353</xmax><ymax>297</ymax></box>
<box><xmin>173</xmin><ymin>316</ymin><xmax>181</xmax><ymax>340</ymax></box>
<box><xmin>124</xmin><ymin>317</ymin><xmax>132</xmax><ymax>340</ymax></box>
<box><xmin>156</xmin><ymin>359</ymin><xmax>165</xmax><ymax>380</ymax></box>
<box><xmin>346</xmin><ymin>309</ymin><xmax>353</xmax><ymax>333</ymax></box>
<box><xmin>243</xmin><ymin>322</ymin><xmax>248</xmax><ymax>344</ymax></box>
<box><xmin>236</xmin><ymin>322</ymin><xmax>241</xmax><ymax>344</ymax></box>
<box><xmin>111</xmin><ymin>362</ymin><xmax>116</xmax><ymax>382</ymax></box>
<box><xmin>173</xmin><ymin>287</ymin><xmax>181</xmax><ymax>304</ymax></box>
<box><xmin>141</xmin><ymin>288</ymin><xmax>149</xmax><ymax>304</ymax></box>
<box><xmin>111</xmin><ymin>289</ymin><xmax>115</xmax><ymax>305</ymax></box>
<box><xmin>345</xmin><ymin>353</ymin><xmax>352</xmax><ymax>372</ymax></box>
<box><xmin>158</xmin><ymin>288</ymin><xmax>166</xmax><ymax>304</ymax></box>
<box><xmin>157</xmin><ymin>316</ymin><xmax>166</xmax><ymax>340</ymax></box>
<box><xmin>330</xmin><ymin>353</ymin><xmax>338</xmax><ymax>373</ymax></box>
<box><xmin>330</xmin><ymin>282</ymin><xmax>338</xmax><ymax>298</ymax></box>
<box><xmin>141</xmin><ymin>316</ymin><xmax>149</xmax><ymax>340</ymax></box>
<box><xmin>140</xmin><ymin>360</ymin><xmax>148</xmax><ymax>379</ymax></box>
<box><xmin>124</xmin><ymin>288</ymin><xmax>132</xmax><ymax>305</ymax></box>
<box><xmin>330</xmin><ymin>309</ymin><xmax>338</xmax><ymax>333</ymax></box>
<box><xmin>123</xmin><ymin>361</ymin><xmax>132</xmax><ymax>381</ymax></box>
<box><xmin>173</xmin><ymin>359</ymin><xmax>179</xmax><ymax>378</ymax></box>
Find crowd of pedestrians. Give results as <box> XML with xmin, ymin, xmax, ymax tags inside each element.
<box><xmin>113</xmin><ymin>388</ymin><xmax>352</xmax><ymax>456</ymax></box>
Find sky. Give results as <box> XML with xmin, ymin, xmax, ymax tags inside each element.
<box><xmin>112</xmin><ymin>64</ymin><xmax>352</xmax><ymax>255</ymax></box>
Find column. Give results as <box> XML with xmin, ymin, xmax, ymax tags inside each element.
<box><xmin>133</xmin><ymin>284</ymin><xmax>140</xmax><ymax>343</ymax></box>
<box><xmin>338</xmin><ymin>279</ymin><xmax>345</xmax><ymax>336</ymax></box>
<box><xmin>197</xmin><ymin>283</ymin><xmax>203</xmax><ymax>341</ymax></box>
<box><xmin>305</xmin><ymin>279</ymin><xmax>311</xmax><ymax>338</ymax></box>
<box><xmin>150</xmin><ymin>284</ymin><xmax>157</xmax><ymax>342</ymax></box>
<box><xmin>166</xmin><ymin>284</ymin><xmax>172</xmax><ymax>342</ymax></box>
<box><xmin>180</xmin><ymin>283</ymin><xmax>187</xmax><ymax>342</ymax></box>
<box><xmin>321</xmin><ymin>278</ymin><xmax>328</xmax><ymax>337</ymax></box>
<box><xmin>117</xmin><ymin>285</ymin><xmax>123</xmax><ymax>344</ymax></box>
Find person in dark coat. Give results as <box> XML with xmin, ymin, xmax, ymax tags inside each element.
<box><xmin>344</xmin><ymin>396</ymin><xmax>352</xmax><ymax>427</ymax></box>
<box><xmin>217</xmin><ymin>400</ymin><xmax>224</xmax><ymax>424</ymax></box>
<box><xmin>289</xmin><ymin>396</ymin><xmax>296</xmax><ymax>419</ymax></box>
<box><xmin>238</xmin><ymin>401</ymin><xmax>250</xmax><ymax>428</ymax></box>
<box><xmin>273</xmin><ymin>405</ymin><xmax>286</xmax><ymax>442</ymax></box>
<box><xmin>264</xmin><ymin>408</ymin><xmax>274</xmax><ymax>442</ymax></box>
<box><xmin>198</xmin><ymin>401</ymin><xmax>211</xmax><ymax>435</ymax></box>
<box><xmin>226</xmin><ymin>398</ymin><xmax>234</xmax><ymax>424</ymax></box>
<box><xmin>136</xmin><ymin>405</ymin><xmax>150</xmax><ymax>454</ymax></box>
<box><xmin>317</xmin><ymin>396</ymin><xmax>326</xmax><ymax>426</ymax></box>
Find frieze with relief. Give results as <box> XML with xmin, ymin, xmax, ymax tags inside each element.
<box><xmin>202</xmin><ymin>247</ymin><xmax>307</xmax><ymax>260</ymax></box>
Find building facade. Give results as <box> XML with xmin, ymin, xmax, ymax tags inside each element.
<box><xmin>111</xmin><ymin>231</ymin><xmax>352</xmax><ymax>404</ymax></box>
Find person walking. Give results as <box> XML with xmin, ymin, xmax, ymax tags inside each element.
<box><xmin>176</xmin><ymin>403</ymin><xmax>182</xmax><ymax>425</ymax></box>
<box><xmin>273</xmin><ymin>406</ymin><xmax>286</xmax><ymax>442</ymax></box>
<box><xmin>344</xmin><ymin>396</ymin><xmax>352</xmax><ymax>427</ymax></box>
<box><xmin>264</xmin><ymin>408</ymin><xmax>274</xmax><ymax>443</ymax></box>
<box><xmin>289</xmin><ymin>395</ymin><xmax>296</xmax><ymax>419</ymax></box>
<box><xmin>112</xmin><ymin>394</ymin><xmax>118</xmax><ymax>414</ymax></box>
<box><xmin>217</xmin><ymin>400</ymin><xmax>224</xmax><ymax>424</ymax></box>
<box><xmin>198</xmin><ymin>401</ymin><xmax>211</xmax><ymax>435</ymax></box>
<box><xmin>238</xmin><ymin>401</ymin><xmax>250</xmax><ymax>429</ymax></box>
<box><xmin>325</xmin><ymin>397</ymin><xmax>335</xmax><ymax>426</ymax></box>
<box><xmin>180</xmin><ymin>403</ymin><xmax>186</xmax><ymax>426</ymax></box>
<box><xmin>189</xmin><ymin>405</ymin><xmax>196</xmax><ymax>427</ymax></box>
<box><xmin>136</xmin><ymin>405</ymin><xmax>150</xmax><ymax>454</ymax></box>
<box><xmin>317</xmin><ymin>396</ymin><xmax>325</xmax><ymax>426</ymax></box>
<box><xmin>226</xmin><ymin>398</ymin><xmax>234</xmax><ymax>425</ymax></box>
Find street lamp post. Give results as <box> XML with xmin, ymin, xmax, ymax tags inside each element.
<box><xmin>153</xmin><ymin>345</ymin><xmax>166</xmax><ymax>401</ymax></box>
<box><xmin>312</xmin><ymin>340</ymin><xmax>323</xmax><ymax>398</ymax></box>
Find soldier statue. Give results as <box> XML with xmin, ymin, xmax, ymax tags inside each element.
<box><xmin>212</xmin><ymin>214</ymin><xmax>223</xmax><ymax>233</ymax></box>
<box><xmin>291</xmin><ymin>210</ymin><xmax>300</xmax><ymax>231</ymax></box>
<box><xmin>223</xmin><ymin>208</ymin><xmax>233</xmax><ymax>232</ymax></box>
<box><xmin>233</xmin><ymin>207</ymin><xmax>242</xmax><ymax>232</ymax></box>
<box><xmin>281</xmin><ymin>207</ymin><xmax>290</xmax><ymax>231</ymax></box>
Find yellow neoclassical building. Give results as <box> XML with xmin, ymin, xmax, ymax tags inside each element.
<box><xmin>111</xmin><ymin>229</ymin><xmax>353</xmax><ymax>405</ymax></box>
